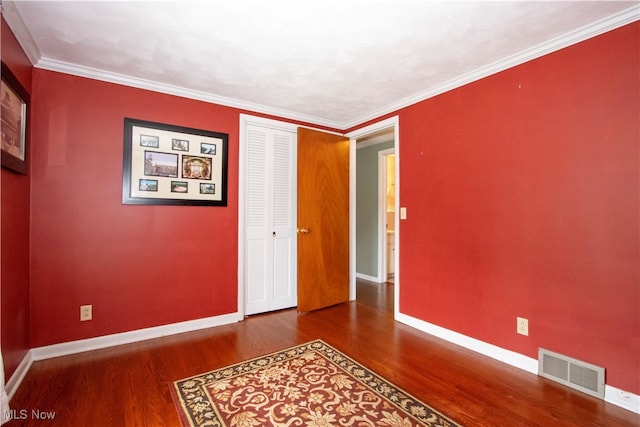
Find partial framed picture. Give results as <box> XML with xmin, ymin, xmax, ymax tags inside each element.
<box><xmin>122</xmin><ymin>118</ymin><xmax>228</xmax><ymax>206</ymax></box>
<box><xmin>139</xmin><ymin>179</ymin><xmax>158</xmax><ymax>191</ymax></box>
<box><xmin>171</xmin><ymin>181</ymin><xmax>188</xmax><ymax>193</ymax></box>
<box><xmin>1</xmin><ymin>62</ymin><xmax>29</xmax><ymax>175</ymax></box>
<box><xmin>182</xmin><ymin>155</ymin><xmax>212</xmax><ymax>180</ymax></box>
<box><xmin>201</xmin><ymin>143</ymin><xmax>216</xmax><ymax>155</ymax></box>
<box><xmin>144</xmin><ymin>151</ymin><xmax>178</xmax><ymax>177</ymax></box>
<box><xmin>140</xmin><ymin>134</ymin><xmax>159</xmax><ymax>148</ymax></box>
<box><xmin>200</xmin><ymin>183</ymin><xmax>215</xmax><ymax>194</ymax></box>
<box><xmin>172</xmin><ymin>138</ymin><xmax>189</xmax><ymax>152</ymax></box>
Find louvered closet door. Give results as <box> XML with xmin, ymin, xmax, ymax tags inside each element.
<box><xmin>245</xmin><ymin>125</ymin><xmax>297</xmax><ymax>315</ymax></box>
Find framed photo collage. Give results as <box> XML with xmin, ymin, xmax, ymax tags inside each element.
<box><xmin>122</xmin><ymin>118</ymin><xmax>228</xmax><ymax>206</ymax></box>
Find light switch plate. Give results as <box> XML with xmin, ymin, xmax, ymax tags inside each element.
<box><xmin>400</xmin><ymin>207</ymin><xmax>407</xmax><ymax>220</ymax></box>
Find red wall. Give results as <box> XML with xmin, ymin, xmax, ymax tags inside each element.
<box><xmin>28</xmin><ymin>70</ymin><xmax>336</xmax><ymax>348</ymax></box>
<box><xmin>1</xmin><ymin>16</ymin><xmax>33</xmax><ymax>380</ymax></box>
<box><xmin>397</xmin><ymin>22</ymin><xmax>639</xmax><ymax>394</ymax></box>
<box><xmin>28</xmin><ymin>71</ymin><xmax>244</xmax><ymax>347</ymax></box>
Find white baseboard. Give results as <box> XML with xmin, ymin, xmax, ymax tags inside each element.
<box><xmin>355</xmin><ymin>272</ymin><xmax>383</xmax><ymax>283</ymax></box>
<box><xmin>31</xmin><ymin>312</ymin><xmax>242</xmax><ymax>361</ymax></box>
<box><xmin>395</xmin><ymin>312</ymin><xmax>639</xmax><ymax>414</ymax></box>
<box><xmin>396</xmin><ymin>312</ymin><xmax>538</xmax><ymax>374</ymax></box>
<box><xmin>5</xmin><ymin>349</ymin><xmax>33</xmax><ymax>401</ymax></box>
<box><xmin>6</xmin><ymin>312</ymin><xmax>242</xmax><ymax>401</ymax></box>
<box><xmin>605</xmin><ymin>385</ymin><xmax>640</xmax><ymax>414</ymax></box>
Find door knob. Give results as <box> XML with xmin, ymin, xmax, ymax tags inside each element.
<box><xmin>297</xmin><ymin>228</ymin><xmax>310</xmax><ymax>234</ymax></box>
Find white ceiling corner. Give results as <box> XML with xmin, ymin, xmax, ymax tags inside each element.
<box><xmin>3</xmin><ymin>1</ymin><xmax>638</xmax><ymax>130</ymax></box>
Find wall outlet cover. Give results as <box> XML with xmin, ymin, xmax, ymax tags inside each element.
<box><xmin>517</xmin><ymin>317</ymin><xmax>528</xmax><ymax>336</ymax></box>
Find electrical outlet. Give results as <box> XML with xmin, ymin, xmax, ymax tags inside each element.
<box><xmin>517</xmin><ymin>317</ymin><xmax>528</xmax><ymax>336</ymax></box>
<box><xmin>80</xmin><ymin>305</ymin><xmax>92</xmax><ymax>321</ymax></box>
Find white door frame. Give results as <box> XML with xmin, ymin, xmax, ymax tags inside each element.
<box><xmin>346</xmin><ymin>116</ymin><xmax>400</xmax><ymax>316</ymax></box>
<box><xmin>238</xmin><ymin>114</ymin><xmax>298</xmax><ymax>317</ymax></box>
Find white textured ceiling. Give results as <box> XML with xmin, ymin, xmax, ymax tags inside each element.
<box><xmin>3</xmin><ymin>1</ymin><xmax>638</xmax><ymax>128</ymax></box>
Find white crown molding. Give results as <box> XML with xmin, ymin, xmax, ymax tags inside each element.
<box><xmin>1</xmin><ymin>0</ymin><xmax>42</xmax><ymax>65</ymax></box>
<box><xmin>5</xmin><ymin>3</ymin><xmax>639</xmax><ymax>130</ymax></box>
<box><xmin>34</xmin><ymin>57</ymin><xmax>345</xmax><ymax>129</ymax></box>
<box><xmin>342</xmin><ymin>4</ymin><xmax>640</xmax><ymax>129</ymax></box>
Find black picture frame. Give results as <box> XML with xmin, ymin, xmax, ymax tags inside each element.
<box><xmin>1</xmin><ymin>62</ymin><xmax>29</xmax><ymax>175</ymax></box>
<box><xmin>122</xmin><ymin>118</ymin><xmax>228</xmax><ymax>206</ymax></box>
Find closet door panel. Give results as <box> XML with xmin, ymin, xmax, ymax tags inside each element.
<box><xmin>271</xmin><ymin>131</ymin><xmax>297</xmax><ymax>310</ymax></box>
<box><xmin>245</xmin><ymin>126</ymin><xmax>271</xmax><ymax>315</ymax></box>
<box><xmin>246</xmin><ymin>239</ymin><xmax>269</xmax><ymax>314</ymax></box>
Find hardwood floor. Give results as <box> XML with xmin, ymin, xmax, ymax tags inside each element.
<box><xmin>7</xmin><ymin>280</ymin><xmax>638</xmax><ymax>426</ymax></box>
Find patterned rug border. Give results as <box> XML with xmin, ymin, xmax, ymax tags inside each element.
<box><xmin>171</xmin><ymin>339</ymin><xmax>461</xmax><ymax>427</ymax></box>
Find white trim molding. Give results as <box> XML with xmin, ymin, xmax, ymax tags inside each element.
<box><xmin>6</xmin><ymin>312</ymin><xmax>241</xmax><ymax>403</ymax></box>
<box><xmin>396</xmin><ymin>312</ymin><xmax>640</xmax><ymax>414</ymax></box>
<box><xmin>605</xmin><ymin>385</ymin><xmax>640</xmax><ymax>414</ymax></box>
<box><xmin>0</xmin><ymin>0</ymin><xmax>41</xmax><ymax>65</ymax></box>
<box><xmin>355</xmin><ymin>272</ymin><xmax>381</xmax><ymax>283</ymax></box>
<box><xmin>35</xmin><ymin>57</ymin><xmax>346</xmax><ymax>129</ymax></box>
<box><xmin>5</xmin><ymin>350</ymin><xmax>33</xmax><ymax>402</ymax></box>
<box><xmin>30</xmin><ymin>312</ymin><xmax>242</xmax><ymax>361</ymax></box>
<box><xmin>347</xmin><ymin>116</ymin><xmax>400</xmax><ymax>308</ymax></box>
<box><xmin>396</xmin><ymin>312</ymin><xmax>539</xmax><ymax>375</ymax></box>
<box><xmin>341</xmin><ymin>4</ymin><xmax>640</xmax><ymax>128</ymax></box>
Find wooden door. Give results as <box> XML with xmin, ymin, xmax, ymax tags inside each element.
<box><xmin>297</xmin><ymin>128</ymin><xmax>350</xmax><ymax>312</ymax></box>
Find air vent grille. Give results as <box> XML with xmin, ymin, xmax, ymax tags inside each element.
<box><xmin>538</xmin><ymin>348</ymin><xmax>605</xmax><ymax>399</ymax></box>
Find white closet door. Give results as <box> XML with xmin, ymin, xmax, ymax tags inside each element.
<box><xmin>245</xmin><ymin>125</ymin><xmax>297</xmax><ymax>315</ymax></box>
<box><xmin>245</xmin><ymin>126</ymin><xmax>271</xmax><ymax>314</ymax></box>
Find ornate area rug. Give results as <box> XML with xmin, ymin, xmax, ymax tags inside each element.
<box><xmin>172</xmin><ymin>340</ymin><xmax>461</xmax><ymax>427</ymax></box>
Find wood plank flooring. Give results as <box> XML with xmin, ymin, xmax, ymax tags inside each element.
<box><xmin>7</xmin><ymin>280</ymin><xmax>638</xmax><ymax>426</ymax></box>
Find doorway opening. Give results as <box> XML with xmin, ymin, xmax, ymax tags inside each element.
<box><xmin>381</xmin><ymin>150</ymin><xmax>395</xmax><ymax>285</ymax></box>
<box><xmin>347</xmin><ymin>117</ymin><xmax>399</xmax><ymax>317</ymax></box>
